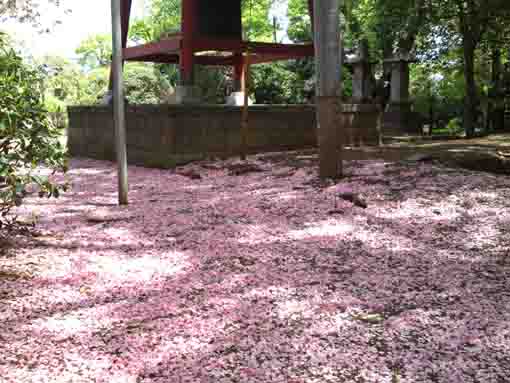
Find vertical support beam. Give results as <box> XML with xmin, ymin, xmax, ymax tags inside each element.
<box><xmin>233</xmin><ymin>53</ymin><xmax>244</xmax><ymax>92</ymax></box>
<box><xmin>180</xmin><ymin>0</ymin><xmax>196</xmax><ymax>86</ymax></box>
<box><xmin>111</xmin><ymin>0</ymin><xmax>129</xmax><ymax>205</ymax></box>
<box><xmin>121</xmin><ymin>0</ymin><xmax>132</xmax><ymax>47</ymax></box>
<box><xmin>240</xmin><ymin>54</ymin><xmax>250</xmax><ymax>161</ymax></box>
<box><xmin>314</xmin><ymin>0</ymin><xmax>342</xmax><ymax>179</ymax></box>
<box><xmin>108</xmin><ymin>0</ymin><xmax>132</xmax><ymax>91</ymax></box>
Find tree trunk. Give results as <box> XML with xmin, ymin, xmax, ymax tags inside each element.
<box><xmin>489</xmin><ymin>48</ymin><xmax>503</xmax><ymax>131</ymax></box>
<box><xmin>240</xmin><ymin>56</ymin><xmax>250</xmax><ymax>161</ymax></box>
<box><xmin>382</xmin><ymin>39</ymin><xmax>393</xmax><ymax>77</ymax></box>
<box><xmin>314</xmin><ymin>0</ymin><xmax>342</xmax><ymax>178</ymax></box>
<box><xmin>397</xmin><ymin>0</ymin><xmax>425</xmax><ymax>56</ymax></box>
<box><xmin>462</xmin><ymin>36</ymin><xmax>477</xmax><ymax>138</ymax></box>
<box><xmin>492</xmin><ymin>48</ymin><xmax>502</xmax><ymax>89</ymax></box>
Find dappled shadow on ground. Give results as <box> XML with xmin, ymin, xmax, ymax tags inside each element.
<box><xmin>370</xmin><ymin>133</ymin><xmax>510</xmax><ymax>175</ymax></box>
<box><xmin>1</xmin><ymin>154</ymin><xmax>510</xmax><ymax>383</ymax></box>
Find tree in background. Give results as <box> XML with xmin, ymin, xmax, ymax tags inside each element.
<box><xmin>8</xmin><ymin>0</ymin><xmax>508</xmax><ymax>131</ymax></box>
<box><xmin>342</xmin><ymin>0</ymin><xmax>510</xmax><ymax>136</ymax></box>
<box><xmin>0</xmin><ymin>0</ymin><xmax>69</xmax><ymax>31</ymax></box>
<box><xmin>242</xmin><ymin>0</ymin><xmax>279</xmax><ymax>41</ymax></box>
<box><xmin>71</xmin><ymin>31</ymin><xmax>168</xmax><ymax>105</ymax></box>
<box><xmin>75</xmin><ymin>34</ymin><xmax>112</xmax><ymax>69</ymax></box>
<box><xmin>0</xmin><ymin>32</ymin><xmax>67</xmax><ymax>234</ymax></box>
<box><xmin>129</xmin><ymin>0</ymin><xmax>290</xmax><ymax>103</ymax></box>
<box><xmin>452</xmin><ymin>0</ymin><xmax>510</xmax><ymax>136</ymax></box>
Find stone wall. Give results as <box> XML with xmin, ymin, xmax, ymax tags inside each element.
<box><xmin>68</xmin><ymin>105</ymin><xmax>317</xmax><ymax>167</ymax></box>
<box><xmin>67</xmin><ymin>104</ymin><xmax>383</xmax><ymax>168</ymax></box>
<box><xmin>341</xmin><ymin>104</ymin><xmax>380</xmax><ymax>146</ymax></box>
<box><xmin>383</xmin><ymin>108</ymin><xmax>423</xmax><ymax>136</ymax></box>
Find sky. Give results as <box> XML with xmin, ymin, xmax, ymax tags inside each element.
<box><xmin>3</xmin><ymin>0</ymin><xmax>148</xmax><ymax>59</ymax></box>
<box><xmin>2</xmin><ymin>0</ymin><xmax>289</xmax><ymax>59</ymax></box>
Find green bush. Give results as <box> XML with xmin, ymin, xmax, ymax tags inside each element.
<box><xmin>251</xmin><ymin>62</ymin><xmax>303</xmax><ymax>104</ymax></box>
<box><xmin>0</xmin><ymin>32</ymin><xmax>67</xmax><ymax>234</ymax></box>
<box><xmin>446</xmin><ymin>117</ymin><xmax>463</xmax><ymax>136</ymax></box>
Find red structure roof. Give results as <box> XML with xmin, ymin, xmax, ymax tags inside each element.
<box><xmin>118</xmin><ymin>0</ymin><xmax>315</xmax><ymax>86</ymax></box>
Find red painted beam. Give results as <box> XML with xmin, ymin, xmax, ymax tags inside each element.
<box><xmin>125</xmin><ymin>54</ymin><xmax>180</xmax><ymax>64</ymax></box>
<box><xmin>123</xmin><ymin>36</ymin><xmax>313</xmax><ymax>64</ymax></box>
<box><xmin>192</xmin><ymin>37</ymin><xmax>314</xmax><ymax>56</ymax></box>
<box><xmin>125</xmin><ymin>54</ymin><xmax>235</xmax><ymax>66</ymax></box>
<box><xmin>124</xmin><ymin>52</ymin><xmax>316</xmax><ymax>66</ymax></box>
<box><xmin>123</xmin><ymin>38</ymin><xmax>182</xmax><ymax>60</ymax></box>
<box><xmin>246</xmin><ymin>42</ymin><xmax>314</xmax><ymax>55</ymax></box>
<box><xmin>195</xmin><ymin>55</ymin><xmax>236</xmax><ymax>66</ymax></box>
<box><xmin>249</xmin><ymin>52</ymin><xmax>314</xmax><ymax>64</ymax></box>
<box><xmin>192</xmin><ymin>37</ymin><xmax>244</xmax><ymax>53</ymax></box>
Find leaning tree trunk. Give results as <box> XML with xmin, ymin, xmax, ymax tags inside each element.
<box><xmin>463</xmin><ymin>36</ymin><xmax>477</xmax><ymax>138</ymax></box>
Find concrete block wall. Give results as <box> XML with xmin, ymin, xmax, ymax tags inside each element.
<box><xmin>67</xmin><ymin>104</ymin><xmax>384</xmax><ymax>168</ymax></box>
<box><xmin>68</xmin><ymin>105</ymin><xmax>317</xmax><ymax>167</ymax></box>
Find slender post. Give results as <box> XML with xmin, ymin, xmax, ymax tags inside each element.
<box><xmin>108</xmin><ymin>0</ymin><xmax>132</xmax><ymax>92</ymax></box>
<box><xmin>111</xmin><ymin>0</ymin><xmax>129</xmax><ymax>205</ymax></box>
<box><xmin>273</xmin><ymin>16</ymin><xmax>278</xmax><ymax>43</ymax></box>
<box><xmin>314</xmin><ymin>0</ymin><xmax>342</xmax><ymax>178</ymax></box>
<box><xmin>240</xmin><ymin>54</ymin><xmax>250</xmax><ymax>161</ymax></box>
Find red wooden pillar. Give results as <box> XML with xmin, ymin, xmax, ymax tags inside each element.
<box><xmin>180</xmin><ymin>0</ymin><xmax>196</xmax><ymax>85</ymax></box>
<box><xmin>108</xmin><ymin>0</ymin><xmax>132</xmax><ymax>91</ymax></box>
<box><xmin>121</xmin><ymin>0</ymin><xmax>132</xmax><ymax>47</ymax></box>
<box><xmin>233</xmin><ymin>53</ymin><xmax>244</xmax><ymax>92</ymax></box>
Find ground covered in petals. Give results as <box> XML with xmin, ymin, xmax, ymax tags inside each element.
<box><xmin>1</xmin><ymin>153</ymin><xmax>510</xmax><ymax>383</ymax></box>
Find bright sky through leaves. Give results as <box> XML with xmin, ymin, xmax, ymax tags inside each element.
<box><xmin>2</xmin><ymin>0</ymin><xmax>290</xmax><ymax>58</ymax></box>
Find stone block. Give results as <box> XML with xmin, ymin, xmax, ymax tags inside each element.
<box><xmin>340</xmin><ymin>103</ymin><xmax>380</xmax><ymax>147</ymax></box>
<box><xmin>175</xmin><ymin>86</ymin><xmax>202</xmax><ymax>104</ymax></box>
<box><xmin>383</xmin><ymin>108</ymin><xmax>423</xmax><ymax>136</ymax></box>
<box><xmin>225</xmin><ymin>92</ymin><xmax>254</xmax><ymax>106</ymax></box>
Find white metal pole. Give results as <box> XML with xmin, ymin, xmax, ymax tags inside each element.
<box><xmin>111</xmin><ymin>0</ymin><xmax>129</xmax><ymax>205</ymax></box>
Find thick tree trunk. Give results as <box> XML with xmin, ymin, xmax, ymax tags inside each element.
<box><xmin>314</xmin><ymin>0</ymin><xmax>342</xmax><ymax>178</ymax></box>
<box><xmin>382</xmin><ymin>39</ymin><xmax>393</xmax><ymax>77</ymax></box>
<box><xmin>397</xmin><ymin>0</ymin><xmax>425</xmax><ymax>56</ymax></box>
<box><xmin>463</xmin><ymin>36</ymin><xmax>477</xmax><ymax>138</ymax></box>
<box><xmin>492</xmin><ymin>48</ymin><xmax>502</xmax><ymax>89</ymax></box>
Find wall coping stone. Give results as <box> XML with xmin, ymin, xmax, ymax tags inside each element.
<box><xmin>68</xmin><ymin>103</ymin><xmax>382</xmax><ymax>115</ymax></box>
<box><xmin>68</xmin><ymin>104</ymin><xmax>316</xmax><ymax>114</ymax></box>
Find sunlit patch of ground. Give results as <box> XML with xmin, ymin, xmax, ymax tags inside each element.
<box><xmin>1</xmin><ymin>153</ymin><xmax>510</xmax><ymax>383</ymax></box>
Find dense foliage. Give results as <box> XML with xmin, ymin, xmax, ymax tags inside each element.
<box><xmin>75</xmin><ymin>34</ymin><xmax>112</xmax><ymax>69</ymax></box>
<box><xmin>17</xmin><ymin>0</ymin><xmax>510</xmax><ymax>133</ymax></box>
<box><xmin>0</xmin><ymin>33</ymin><xmax>67</xmax><ymax>234</ymax></box>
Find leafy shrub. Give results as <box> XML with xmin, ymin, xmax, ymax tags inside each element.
<box><xmin>0</xmin><ymin>32</ymin><xmax>67</xmax><ymax>234</ymax></box>
<box><xmin>446</xmin><ymin>117</ymin><xmax>463</xmax><ymax>136</ymax></box>
<box><xmin>251</xmin><ymin>62</ymin><xmax>303</xmax><ymax>104</ymax></box>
